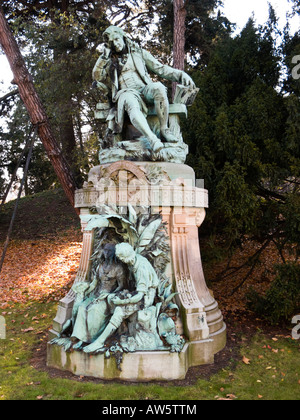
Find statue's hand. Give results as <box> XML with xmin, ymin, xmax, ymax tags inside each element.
<box><xmin>95</xmin><ymin>292</ymin><xmax>110</xmax><ymax>302</ymax></box>
<box><xmin>181</xmin><ymin>73</ymin><xmax>196</xmax><ymax>89</ymax></box>
<box><xmin>111</xmin><ymin>296</ymin><xmax>128</xmax><ymax>306</ymax></box>
<box><xmin>72</xmin><ymin>282</ymin><xmax>90</xmax><ymax>300</ymax></box>
<box><xmin>102</xmin><ymin>45</ymin><xmax>111</xmax><ymax>59</ymax></box>
<box><xmin>97</xmin><ymin>42</ymin><xmax>111</xmax><ymax>60</ymax></box>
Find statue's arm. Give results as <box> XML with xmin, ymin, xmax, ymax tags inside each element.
<box><xmin>142</xmin><ymin>49</ymin><xmax>195</xmax><ymax>88</ymax></box>
<box><xmin>112</xmin><ymin>292</ymin><xmax>144</xmax><ymax>306</ymax></box>
<box><xmin>127</xmin><ymin>292</ymin><xmax>144</xmax><ymax>304</ymax></box>
<box><xmin>92</xmin><ymin>47</ymin><xmax>111</xmax><ymax>82</ymax></box>
<box><xmin>85</xmin><ymin>275</ymin><xmax>98</xmax><ymax>295</ymax></box>
<box><xmin>114</xmin><ymin>277</ymin><xmax>125</xmax><ymax>293</ymax></box>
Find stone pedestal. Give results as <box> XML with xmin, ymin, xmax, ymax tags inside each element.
<box><xmin>47</xmin><ymin>161</ymin><xmax>226</xmax><ymax>380</ymax></box>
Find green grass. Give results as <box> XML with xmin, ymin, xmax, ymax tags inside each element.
<box><xmin>0</xmin><ymin>302</ymin><xmax>299</xmax><ymax>400</ymax></box>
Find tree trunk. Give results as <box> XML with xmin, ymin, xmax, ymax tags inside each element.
<box><xmin>172</xmin><ymin>0</ymin><xmax>187</xmax><ymax>99</ymax></box>
<box><xmin>52</xmin><ymin>45</ymin><xmax>83</xmax><ymax>187</ymax></box>
<box><xmin>0</xmin><ymin>6</ymin><xmax>79</xmax><ymax>214</ymax></box>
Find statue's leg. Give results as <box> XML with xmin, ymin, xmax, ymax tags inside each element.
<box><xmin>124</xmin><ymin>94</ymin><xmax>164</xmax><ymax>152</ymax></box>
<box><xmin>70</xmin><ymin>303</ymin><xmax>90</xmax><ymax>343</ymax></box>
<box><xmin>83</xmin><ymin>306</ymin><xmax>124</xmax><ymax>353</ymax></box>
<box><xmin>143</xmin><ymin>82</ymin><xmax>178</xmax><ymax>143</ymax></box>
<box><xmin>60</xmin><ymin>318</ymin><xmax>72</xmax><ymax>335</ymax></box>
<box><xmin>87</xmin><ymin>301</ymin><xmax>109</xmax><ymax>342</ymax></box>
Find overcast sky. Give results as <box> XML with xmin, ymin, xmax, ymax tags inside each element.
<box><xmin>1</xmin><ymin>0</ymin><xmax>299</xmax><ymax>94</ymax></box>
<box><xmin>219</xmin><ymin>0</ymin><xmax>299</xmax><ymax>33</ymax></box>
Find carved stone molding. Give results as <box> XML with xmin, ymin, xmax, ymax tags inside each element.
<box><xmin>75</xmin><ymin>162</ymin><xmax>208</xmax><ymax>210</ymax></box>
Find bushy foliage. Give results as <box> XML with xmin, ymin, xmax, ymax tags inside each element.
<box><xmin>247</xmin><ymin>263</ymin><xmax>300</xmax><ymax>324</ymax></box>
<box><xmin>183</xmin><ymin>17</ymin><xmax>300</xmax><ymax>253</ymax></box>
<box><xmin>181</xmin><ymin>11</ymin><xmax>300</xmax><ymax>318</ymax></box>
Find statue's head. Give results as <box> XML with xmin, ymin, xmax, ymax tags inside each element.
<box><xmin>98</xmin><ymin>243</ymin><xmax>116</xmax><ymax>263</ymax></box>
<box><xmin>115</xmin><ymin>242</ymin><xmax>136</xmax><ymax>266</ymax></box>
<box><xmin>103</xmin><ymin>26</ymin><xmax>127</xmax><ymax>53</ymax></box>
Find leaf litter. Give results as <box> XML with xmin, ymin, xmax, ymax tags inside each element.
<box><xmin>0</xmin><ymin>227</ymin><xmax>82</xmax><ymax>306</ymax></box>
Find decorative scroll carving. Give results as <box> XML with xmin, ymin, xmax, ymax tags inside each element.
<box><xmin>171</xmin><ymin>214</ymin><xmax>210</xmax><ymax>340</ymax></box>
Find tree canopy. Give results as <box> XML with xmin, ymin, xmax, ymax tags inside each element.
<box><xmin>0</xmin><ymin>0</ymin><xmax>232</xmax><ymax>195</ymax></box>
<box><xmin>180</xmin><ymin>9</ymin><xmax>300</xmax><ymax>316</ymax></box>
<box><xmin>184</xmin><ymin>12</ymin><xmax>300</xmax><ymax>239</ymax></box>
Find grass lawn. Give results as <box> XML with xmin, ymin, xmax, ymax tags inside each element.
<box><xmin>0</xmin><ymin>301</ymin><xmax>299</xmax><ymax>401</ymax></box>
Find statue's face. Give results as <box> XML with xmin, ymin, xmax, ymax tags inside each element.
<box><xmin>107</xmin><ymin>32</ymin><xmax>125</xmax><ymax>53</ymax></box>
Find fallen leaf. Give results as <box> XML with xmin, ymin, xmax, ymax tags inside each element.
<box><xmin>21</xmin><ymin>327</ymin><xmax>34</xmax><ymax>333</ymax></box>
<box><xmin>242</xmin><ymin>356</ymin><xmax>251</xmax><ymax>365</ymax></box>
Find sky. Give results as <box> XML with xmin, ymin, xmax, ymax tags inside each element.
<box><xmin>219</xmin><ymin>0</ymin><xmax>298</xmax><ymax>33</ymax></box>
<box><xmin>0</xmin><ymin>0</ymin><xmax>299</xmax><ymax>93</ymax></box>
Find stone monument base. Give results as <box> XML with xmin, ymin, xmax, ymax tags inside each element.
<box><xmin>47</xmin><ymin>324</ymin><xmax>226</xmax><ymax>381</ymax></box>
<box><xmin>47</xmin><ymin>161</ymin><xmax>226</xmax><ymax>381</ymax></box>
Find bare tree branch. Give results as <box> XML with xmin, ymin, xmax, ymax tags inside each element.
<box><xmin>0</xmin><ymin>88</ymin><xmax>19</xmax><ymax>103</ymax></box>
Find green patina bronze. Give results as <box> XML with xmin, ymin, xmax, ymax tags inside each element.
<box><xmin>51</xmin><ymin>205</ymin><xmax>184</xmax><ymax>365</ymax></box>
<box><xmin>93</xmin><ymin>25</ymin><xmax>199</xmax><ymax>164</ymax></box>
